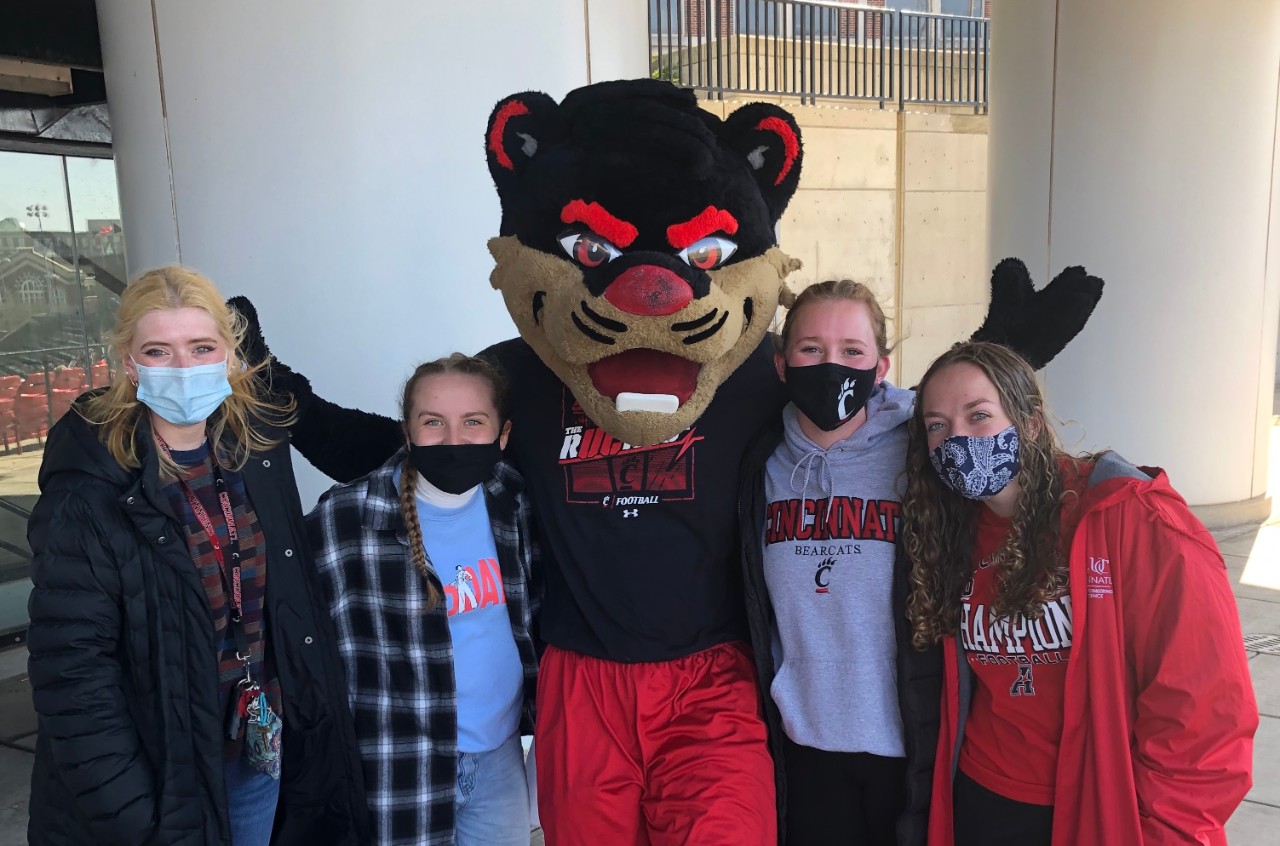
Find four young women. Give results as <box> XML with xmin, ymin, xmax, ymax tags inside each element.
<box><xmin>27</xmin><ymin>265</ymin><xmax>1257</xmax><ymax>844</ymax></box>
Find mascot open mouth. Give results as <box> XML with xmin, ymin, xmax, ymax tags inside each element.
<box><xmin>588</xmin><ymin>349</ymin><xmax>702</xmax><ymax>415</ymax></box>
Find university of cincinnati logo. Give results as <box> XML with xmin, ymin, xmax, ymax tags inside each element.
<box><xmin>836</xmin><ymin>377</ymin><xmax>858</xmax><ymax>419</ymax></box>
<box><xmin>814</xmin><ymin>557</ymin><xmax>836</xmax><ymax>593</ymax></box>
<box><xmin>1086</xmin><ymin>556</ymin><xmax>1113</xmax><ymax>599</ymax></box>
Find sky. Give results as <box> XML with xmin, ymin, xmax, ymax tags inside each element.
<box><xmin>0</xmin><ymin>151</ymin><xmax>123</xmax><ymax>233</ymax></box>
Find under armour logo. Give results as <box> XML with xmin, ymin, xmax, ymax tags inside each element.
<box><xmin>623</xmin><ymin>509</ymin><xmax>639</xmax><ymax>518</ymax></box>
<box><xmin>1009</xmin><ymin>664</ymin><xmax>1036</xmax><ymax>696</ymax></box>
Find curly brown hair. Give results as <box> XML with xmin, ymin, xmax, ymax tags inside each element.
<box><xmin>903</xmin><ymin>342</ymin><xmax>1078</xmax><ymax>650</ymax></box>
<box><xmin>397</xmin><ymin>354</ymin><xmax>509</xmax><ymax>612</ymax></box>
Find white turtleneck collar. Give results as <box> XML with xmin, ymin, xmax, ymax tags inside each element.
<box><xmin>413</xmin><ymin>475</ymin><xmax>480</xmax><ymax>510</ymax></box>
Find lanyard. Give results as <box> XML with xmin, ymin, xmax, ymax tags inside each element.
<box><xmin>158</xmin><ymin>436</ymin><xmax>254</xmax><ymax>680</ymax></box>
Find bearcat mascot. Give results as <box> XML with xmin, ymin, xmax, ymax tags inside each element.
<box><xmin>234</xmin><ymin>79</ymin><xmax>1102</xmax><ymax>845</ymax></box>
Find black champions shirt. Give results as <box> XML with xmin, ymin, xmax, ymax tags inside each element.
<box><xmin>486</xmin><ymin>338</ymin><xmax>786</xmax><ymax>663</ymax></box>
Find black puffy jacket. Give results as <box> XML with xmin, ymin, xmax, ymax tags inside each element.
<box><xmin>26</xmin><ymin>406</ymin><xmax>369</xmax><ymax>846</ymax></box>
<box><xmin>738</xmin><ymin>423</ymin><xmax>942</xmax><ymax>846</ymax></box>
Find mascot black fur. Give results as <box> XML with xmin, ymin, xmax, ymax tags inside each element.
<box><xmin>234</xmin><ymin>79</ymin><xmax>1102</xmax><ymax>845</ymax></box>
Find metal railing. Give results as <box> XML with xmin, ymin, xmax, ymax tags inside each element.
<box><xmin>648</xmin><ymin>0</ymin><xmax>989</xmax><ymax>111</ymax></box>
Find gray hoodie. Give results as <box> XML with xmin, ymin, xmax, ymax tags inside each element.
<box><xmin>762</xmin><ymin>380</ymin><xmax>915</xmax><ymax>755</ymax></box>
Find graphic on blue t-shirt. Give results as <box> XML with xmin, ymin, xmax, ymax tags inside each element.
<box><xmin>444</xmin><ymin>557</ymin><xmax>507</xmax><ymax>617</ymax></box>
<box><xmin>416</xmin><ymin>493</ymin><xmax>523</xmax><ymax>753</ymax></box>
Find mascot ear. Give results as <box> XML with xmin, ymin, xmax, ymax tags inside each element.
<box><xmin>720</xmin><ymin>103</ymin><xmax>804</xmax><ymax>224</ymax></box>
<box><xmin>486</xmin><ymin>91</ymin><xmax>559</xmax><ymax>196</ymax></box>
<box><xmin>969</xmin><ymin>258</ymin><xmax>1105</xmax><ymax>370</ymax></box>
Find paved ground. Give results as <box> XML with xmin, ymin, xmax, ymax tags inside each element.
<box><xmin>0</xmin><ymin>442</ymin><xmax>42</xmax><ymax>500</ymax></box>
<box><xmin>1218</xmin><ymin>518</ymin><xmax>1280</xmax><ymax>843</ymax></box>
<box><xmin>0</xmin><ymin>647</ymin><xmax>33</xmax><ymax>845</ymax></box>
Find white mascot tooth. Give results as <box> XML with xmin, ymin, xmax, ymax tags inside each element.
<box><xmin>616</xmin><ymin>392</ymin><xmax>679</xmax><ymax>414</ymax></box>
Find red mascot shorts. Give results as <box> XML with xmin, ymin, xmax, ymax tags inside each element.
<box><xmin>535</xmin><ymin>641</ymin><xmax>776</xmax><ymax>846</ymax></box>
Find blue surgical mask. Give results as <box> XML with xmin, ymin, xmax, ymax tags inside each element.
<box><xmin>132</xmin><ymin>358</ymin><xmax>232</xmax><ymax>427</ymax></box>
<box><xmin>929</xmin><ymin>425</ymin><xmax>1021</xmax><ymax>500</ymax></box>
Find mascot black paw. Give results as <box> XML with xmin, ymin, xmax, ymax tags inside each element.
<box><xmin>226</xmin><ymin>295</ymin><xmax>314</xmax><ymax>414</ymax></box>
<box><xmin>971</xmin><ymin>258</ymin><xmax>1104</xmax><ymax>369</ymax></box>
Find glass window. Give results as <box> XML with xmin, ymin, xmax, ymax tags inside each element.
<box><xmin>0</xmin><ymin>148</ymin><xmax>125</xmax><ymax>642</ymax></box>
<box><xmin>18</xmin><ymin>276</ymin><xmax>46</xmax><ymax>305</ymax></box>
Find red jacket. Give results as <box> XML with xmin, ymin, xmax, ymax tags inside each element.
<box><xmin>928</xmin><ymin>454</ymin><xmax>1258</xmax><ymax>845</ymax></box>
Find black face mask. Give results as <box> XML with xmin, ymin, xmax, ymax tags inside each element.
<box><xmin>408</xmin><ymin>437</ymin><xmax>503</xmax><ymax>494</ymax></box>
<box><xmin>784</xmin><ymin>362</ymin><xmax>878</xmax><ymax>432</ymax></box>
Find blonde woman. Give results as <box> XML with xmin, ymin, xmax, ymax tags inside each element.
<box><xmin>739</xmin><ymin>280</ymin><xmax>939</xmax><ymax>846</ymax></box>
<box><xmin>27</xmin><ymin>266</ymin><xmax>368</xmax><ymax>846</ymax></box>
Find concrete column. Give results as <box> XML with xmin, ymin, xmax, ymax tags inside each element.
<box><xmin>988</xmin><ymin>0</ymin><xmax>1280</xmax><ymax>518</ymax></box>
<box><xmin>95</xmin><ymin>0</ymin><xmax>647</xmax><ymax>504</ymax></box>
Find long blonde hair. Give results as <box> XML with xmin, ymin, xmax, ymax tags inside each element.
<box><xmin>398</xmin><ymin>354</ymin><xmax>509</xmax><ymax>611</ymax></box>
<box><xmin>903</xmin><ymin>342</ymin><xmax>1077</xmax><ymax>649</ymax></box>
<box><xmin>80</xmin><ymin>265</ymin><xmax>295</xmax><ymax>476</ymax></box>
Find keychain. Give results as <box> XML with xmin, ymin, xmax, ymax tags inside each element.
<box><xmin>225</xmin><ymin>657</ymin><xmax>260</xmax><ymax>742</ymax></box>
<box><xmin>243</xmin><ymin>690</ymin><xmax>283</xmax><ymax>779</ymax></box>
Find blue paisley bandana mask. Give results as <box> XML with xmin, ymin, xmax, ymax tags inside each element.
<box><xmin>929</xmin><ymin>425</ymin><xmax>1021</xmax><ymax>500</ymax></box>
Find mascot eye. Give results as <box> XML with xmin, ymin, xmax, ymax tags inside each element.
<box><xmin>558</xmin><ymin>232</ymin><xmax>621</xmax><ymax>268</ymax></box>
<box><xmin>678</xmin><ymin>236</ymin><xmax>738</xmax><ymax>271</ymax></box>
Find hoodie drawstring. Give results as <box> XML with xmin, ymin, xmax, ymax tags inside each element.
<box><xmin>790</xmin><ymin>449</ymin><xmax>835</xmax><ymax>508</ymax></box>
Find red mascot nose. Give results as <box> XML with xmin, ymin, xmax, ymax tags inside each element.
<box><xmin>603</xmin><ymin>266</ymin><xmax>694</xmax><ymax>317</ymax></box>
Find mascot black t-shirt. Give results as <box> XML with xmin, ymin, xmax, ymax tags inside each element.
<box><xmin>487</xmin><ymin>336</ymin><xmax>785</xmax><ymax>662</ymax></box>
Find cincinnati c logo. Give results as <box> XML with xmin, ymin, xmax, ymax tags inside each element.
<box><xmin>814</xmin><ymin>557</ymin><xmax>836</xmax><ymax>593</ymax></box>
<box><xmin>836</xmin><ymin>378</ymin><xmax>858</xmax><ymax>419</ymax></box>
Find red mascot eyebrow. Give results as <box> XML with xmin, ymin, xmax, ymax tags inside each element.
<box><xmin>489</xmin><ymin>100</ymin><xmax>530</xmax><ymax>171</ymax></box>
<box><xmin>560</xmin><ymin>200</ymin><xmax>639</xmax><ymax>248</ymax></box>
<box><xmin>667</xmin><ymin>206</ymin><xmax>740</xmax><ymax>250</ymax></box>
<box><xmin>756</xmin><ymin>116</ymin><xmax>799</xmax><ymax>186</ymax></box>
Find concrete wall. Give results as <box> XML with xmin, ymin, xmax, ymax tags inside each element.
<box><xmin>988</xmin><ymin>0</ymin><xmax>1280</xmax><ymax>513</ymax></box>
<box><xmin>703</xmin><ymin>100</ymin><xmax>989</xmax><ymax>387</ymax></box>
<box><xmin>898</xmin><ymin>112</ymin><xmax>988</xmax><ymax>383</ymax></box>
<box><xmin>96</xmin><ymin>0</ymin><xmax>648</xmax><ymax>506</ymax></box>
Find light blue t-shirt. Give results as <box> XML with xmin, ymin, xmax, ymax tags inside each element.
<box><xmin>417</xmin><ymin>491</ymin><xmax>523</xmax><ymax>753</ymax></box>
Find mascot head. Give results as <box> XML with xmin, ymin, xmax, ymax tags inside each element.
<box><xmin>485</xmin><ymin>79</ymin><xmax>803</xmax><ymax>446</ymax></box>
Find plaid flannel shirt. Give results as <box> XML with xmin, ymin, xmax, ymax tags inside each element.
<box><xmin>307</xmin><ymin>449</ymin><xmax>539</xmax><ymax>846</ymax></box>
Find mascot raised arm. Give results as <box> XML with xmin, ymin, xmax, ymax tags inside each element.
<box><xmin>238</xmin><ymin>78</ymin><xmax>1102</xmax><ymax>845</ymax></box>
